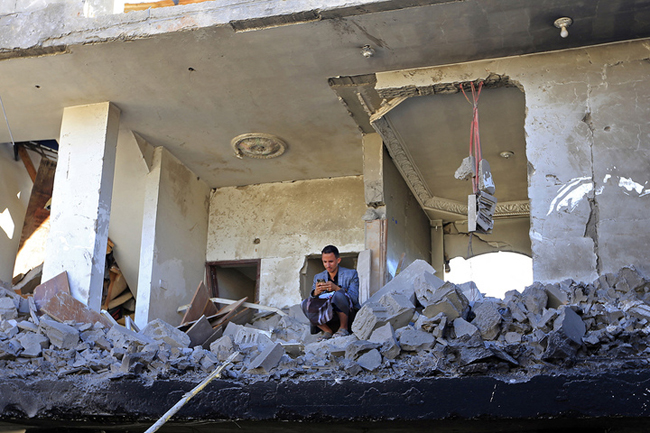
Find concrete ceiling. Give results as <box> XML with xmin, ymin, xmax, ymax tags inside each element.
<box><xmin>1</xmin><ymin>0</ymin><xmax>649</xmax><ymax>190</ymax></box>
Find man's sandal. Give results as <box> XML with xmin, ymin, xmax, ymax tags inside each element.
<box><xmin>317</xmin><ymin>331</ymin><xmax>333</xmax><ymax>342</ymax></box>
<box><xmin>333</xmin><ymin>329</ymin><xmax>350</xmax><ymax>338</ymax></box>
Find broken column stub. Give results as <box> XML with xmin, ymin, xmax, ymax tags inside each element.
<box><xmin>471</xmin><ymin>300</ymin><xmax>502</xmax><ymax>341</ymax></box>
<box><xmin>141</xmin><ymin>319</ymin><xmax>190</xmax><ymax>348</ymax></box>
<box><xmin>367</xmin><ymin>260</ymin><xmax>436</xmax><ymax>305</ymax></box>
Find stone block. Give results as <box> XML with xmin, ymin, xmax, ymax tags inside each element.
<box><xmin>107</xmin><ymin>324</ymin><xmax>156</xmax><ymax>349</ymax></box>
<box><xmin>414</xmin><ymin>271</ymin><xmax>445</xmax><ymax>306</ymax></box>
<box><xmin>544</xmin><ymin>282</ymin><xmax>570</xmax><ymax>309</ymax></box>
<box><xmin>396</xmin><ymin>328</ymin><xmax>435</xmax><ymax>352</ymax></box>
<box><xmin>141</xmin><ymin>319</ymin><xmax>191</xmax><ymax>348</ymax></box>
<box><xmin>0</xmin><ymin>298</ymin><xmax>17</xmax><ymax>320</ymax></box>
<box><xmin>368</xmin><ymin>323</ymin><xmax>400</xmax><ymax>359</ymax></box>
<box><xmin>504</xmin><ymin>332</ymin><xmax>521</xmax><ymax>344</ymax></box>
<box><xmin>345</xmin><ymin>340</ymin><xmax>381</xmax><ymax>361</ymax></box>
<box><xmin>423</xmin><ymin>299</ymin><xmax>461</xmax><ymax>320</ymax></box>
<box><xmin>248</xmin><ymin>342</ymin><xmax>284</xmax><ymax>373</ymax></box>
<box><xmin>17</xmin><ymin>321</ymin><xmax>39</xmax><ymax>333</ymax></box>
<box><xmin>287</xmin><ymin>304</ymin><xmax>310</xmax><ymax>325</ymax></box>
<box><xmin>521</xmin><ymin>284</ymin><xmax>548</xmax><ymax>315</ymax></box>
<box><xmin>379</xmin><ymin>292</ymin><xmax>415</xmax><ymax>329</ymax></box>
<box><xmin>356</xmin><ymin>349</ymin><xmax>382</xmax><ymax>371</ymax></box>
<box><xmin>553</xmin><ymin>306</ymin><xmax>586</xmax><ymax>345</ymax></box>
<box><xmin>456</xmin><ymin>281</ymin><xmax>484</xmax><ymax>304</ymax></box>
<box><xmin>40</xmin><ymin>317</ymin><xmax>79</xmax><ymax>349</ymax></box>
<box><xmin>452</xmin><ymin>318</ymin><xmax>479</xmax><ymax>339</ymax></box>
<box><xmin>351</xmin><ymin>302</ymin><xmax>388</xmax><ymax>340</ymax></box>
<box><xmin>367</xmin><ymin>260</ymin><xmax>436</xmax><ymax>305</ymax></box>
<box><xmin>471</xmin><ymin>300</ymin><xmax>502</xmax><ymax>340</ymax></box>
<box><xmin>18</xmin><ymin>333</ymin><xmax>49</xmax><ymax>357</ymax></box>
<box><xmin>226</xmin><ymin>323</ymin><xmax>273</xmax><ymax>351</ymax></box>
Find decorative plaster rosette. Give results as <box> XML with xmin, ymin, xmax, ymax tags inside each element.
<box><xmin>231</xmin><ymin>133</ymin><xmax>287</xmax><ymax>159</ymax></box>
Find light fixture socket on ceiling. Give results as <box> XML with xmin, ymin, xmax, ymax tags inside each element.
<box><xmin>554</xmin><ymin>17</ymin><xmax>573</xmax><ymax>38</ymax></box>
<box><xmin>499</xmin><ymin>150</ymin><xmax>515</xmax><ymax>159</ymax></box>
<box><xmin>231</xmin><ymin>133</ymin><xmax>287</xmax><ymax>159</ymax></box>
<box><xmin>360</xmin><ymin>44</ymin><xmax>375</xmax><ymax>58</ymax></box>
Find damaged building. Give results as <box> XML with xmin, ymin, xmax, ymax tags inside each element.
<box><xmin>1</xmin><ymin>0</ymin><xmax>650</xmax><ymax>431</ymax></box>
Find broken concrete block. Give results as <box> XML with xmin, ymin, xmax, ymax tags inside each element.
<box><xmin>395</xmin><ymin>328</ymin><xmax>435</xmax><ymax>352</ymax></box>
<box><xmin>471</xmin><ymin>300</ymin><xmax>502</xmax><ymax>341</ymax></box>
<box><xmin>504</xmin><ymin>332</ymin><xmax>522</xmax><ymax>344</ymax></box>
<box><xmin>287</xmin><ymin>304</ymin><xmax>310</xmax><ymax>325</ymax></box>
<box><xmin>456</xmin><ymin>281</ymin><xmax>483</xmax><ymax>304</ymax></box>
<box><xmin>542</xmin><ymin>330</ymin><xmax>579</xmax><ymax>360</ymax></box>
<box><xmin>615</xmin><ymin>266</ymin><xmax>646</xmax><ymax>294</ymax></box>
<box><xmin>530</xmin><ymin>308</ymin><xmax>558</xmax><ymax>332</ymax></box>
<box><xmin>453</xmin><ymin>318</ymin><xmax>479</xmax><ymax>339</ymax></box>
<box><xmin>341</xmin><ymin>358</ymin><xmax>363</xmax><ymax>376</ymax></box>
<box><xmin>274</xmin><ymin>315</ymin><xmax>310</xmax><ymax>343</ymax></box>
<box><xmin>210</xmin><ymin>335</ymin><xmax>233</xmax><ymax>354</ymax></box>
<box><xmin>141</xmin><ymin>319</ymin><xmax>191</xmax><ymax>348</ymax></box>
<box><xmin>107</xmin><ymin>324</ymin><xmax>156</xmax><ymax>349</ymax></box>
<box><xmin>378</xmin><ymin>292</ymin><xmax>415</xmax><ymax>329</ymax></box>
<box><xmin>345</xmin><ymin>340</ymin><xmax>381</xmax><ymax>361</ymax></box>
<box><xmin>18</xmin><ymin>333</ymin><xmax>49</xmax><ymax>357</ymax></box>
<box><xmin>367</xmin><ymin>260</ymin><xmax>436</xmax><ymax>305</ymax></box>
<box><xmin>506</xmin><ymin>298</ymin><xmax>528</xmax><ymax>323</ymax></box>
<box><xmin>553</xmin><ymin>306</ymin><xmax>586</xmax><ymax>345</ymax></box>
<box><xmin>351</xmin><ymin>302</ymin><xmax>387</xmax><ymax>341</ymax></box>
<box><xmin>521</xmin><ymin>284</ymin><xmax>548</xmax><ymax>315</ymax></box>
<box><xmin>0</xmin><ymin>298</ymin><xmax>17</xmax><ymax>320</ymax></box>
<box><xmin>421</xmin><ymin>282</ymin><xmax>469</xmax><ymax>320</ymax></box>
<box><xmin>40</xmin><ymin>317</ymin><xmax>79</xmax><ymax>349</ymax></box>
<box><xmin>368</xmin><ymin>323</ymin><xmax>400</xmax><ymax>359</ymax></box>
<box><xmin>414</xmin><ymin>271</ymin><xmax>445</xmax><ymax>306</ymax></box>
<box><xmin>450</xmin><ymin>333</ymin><xmax>492</xmax><ymax>366</ymax></box>
<box><xmin>17</xmin><ymin>321</ymin><xmax>39</xmax><ymax>333</ymax></box>
<box><xmin>248</xmin><ymin>342</ymin><xmax>284</xmax><ymax>373</ymax></box>
<box><xmin>544</xmin><ymin>282</ymin><xmax>571</xmax><ymax>309</ymax></box>
<box><xmin>356</xmin><ymin>349</ymin><xmax>382</xmax><ymax>371</ymax></box>
<box><xmin>224</xmin><ymin>322</ymin><xmax>273</xmax><ymax>351</ymax></box>
<box><xmin>454</xmin><ymin>155</ymin><xmax>476</xmax><ymax>181</ymax></box>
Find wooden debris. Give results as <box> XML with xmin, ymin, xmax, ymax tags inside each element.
<box><xmin>180</xmin><ymin>282</ymin><xmax>218</xmax><ymax>326</ymax></box>
<box><xmin>12</xmin><ymin>263</ymin><xmax>43</xmax><ymax>295</ymax></box>
<box><xmin>185</xmin><ymin>315</ymin><xmax>214</xmax><ymax>347</ymax></box>
<box><xmin>177</xmin><ymin>297</ymin><xmax>287</xmax><ymax>317</ymax></box>
<box><xmin>108</xmin><ymin>291</ymin><xmax>133</xmax><ymax>310</ymax></box>
<box><xmin>33</xmin><ymin>271</ymin><xmax>70</xmax><ymax>310</ymax></box>
<box><xmin>40</xmin><ymin>291</ymin><xmax>113</xmax><ymax>328</ymax></box>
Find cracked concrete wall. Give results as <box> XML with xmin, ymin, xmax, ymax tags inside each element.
<box><xmin>375</xmin><ymin>39</ymin><xmax>650</xmax><ymax>283</ymax></box>
<box><xmin>207</xmin><ymin>176</ymin><xmax>365</xmax><ymax>308</ymax></box>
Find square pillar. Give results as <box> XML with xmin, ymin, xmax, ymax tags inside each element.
<box><xmin>43</xmin><ymin>102</ymin><xmax>120</xmax><ymax>310</ymax></box>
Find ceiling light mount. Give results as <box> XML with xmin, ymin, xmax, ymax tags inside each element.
<box><xmin>231</xmin><ymin>133</ymin><xmax>287</xmax><ymax>159</ymax></box>
<box><xmin>360</xmin><ymin>44</ymin><xmax>375</xmax><ymax>58</ymax></box>
<box><xmin>554</xmin><ymin>17</ymin><xmax>573</xmax><ymax>38</ymax></box>
<box><xmin>499</xmin><ymin>150</ymin><xmax>515</xmax><ymax>159</ymax></box>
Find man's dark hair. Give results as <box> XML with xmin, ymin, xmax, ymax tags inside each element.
<box><xmin>321</xmin><ymin>245</ymin><xmax>340</xmax><ymax>258</ymax></box>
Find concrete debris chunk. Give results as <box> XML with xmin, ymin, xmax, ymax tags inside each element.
<box><xmin>0</xmin><ymin>298</ymin><xmax>17</xmax><ymax>320</ymax></box>
<box><xmin>247</xmin><ymin>342</ymin><xmax>284</xmax><ymax>374</ymax></box>
<box><xmin>451</xmin><ymin>333</ymin><xmax>493</xmax><ymax>366</ymax></box>
<box><xmin>521</xmin><ymin>284</ymin><xmax>548</xmax><ymax>315</ymax></box>
<box><xmin>356</xmin><ymin>349</ymin><xmax>382</xmax><ymax>371</ymax></box>
<box><xmin>544</xmin><ymin>282</ymin><xmax>571</xmax><ymax>309</ymax></box>
<box><xmin>471</xmin><ymin>300</ymin><xmax>502</xmax><ymax>341</ymax></box>
<box><xmin>210</xmin><ymin>335</ymin><xmax>234</xmax><ymax>361</ymax></box>
<box><xmin>452</xmin><ymin>317</ymin><xmax>479</xmax><ymax>339</ymax></box>
<box><xmin>553</xmin><ymin>306</ymin><xmax>586</xmax><ymax>345</ymax></box>
<box><xmin>456</xmin><ymin>281</ymin><xmax>484</xmax><ymax>304</ymax></box>
<box><xmin>504</xmin><ymin>332</ymin><xmax>522</xmax><ymax>344</ymax></box>
<box><xmin>414</xmin><ymin>271</ymin><xmax>445</xmax><ymax>306</ymax></box>
<box><xmin>40</xmin><ymin>317</ymin><xmax>79</xmax><ymax>349</ymax></box>
<box><xmin>17</xmin><ymin>333</ymin><xmax>49</xmax><ymax>358</ymax></box>
<box><xmin>454</xmin><ymin>155</ymin><xmax>476</xmax><ymax>181</ymax></box>
<box><xmin>368</xmin><ymin>323</ymin><xmax>400</xmax><ymax>359</ymax></box>
<box><xmin>224</xmin><ymin>322</ymin><xmax>273</xmax><ymax>351</ymax></box>
<box><xmin>421</xmin><ymin>282</ymin><xmax>469</xmax><ymax>320</ymax></box>
<box><xmin>395</xmin><ymin>328</ymin><xmax>435</xmax><ymax>352</ymax></box>
<box><xmin>141</xmin><ymin>319</ymin><xmax>191</xmax><ymax>348</ymax></box>
<box><xmin>107</xmin><ymin>324</ymin><xmax>156</xmax><ymax>349</ymax></box>
<box><xmin>367</xmin><ymin>260</ymin><xmax>436</xmax><ymax>305</ymax></box>
<box><xmin>345</xmin><ymin>340</ymin><xmax>381</xmax><ymax>361</ymax></box>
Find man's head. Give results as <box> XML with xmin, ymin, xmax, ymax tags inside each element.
<box><xmin>321</xmin><ymin>245</ymin><xmax>341</xmax><ymax>275</ymax></box>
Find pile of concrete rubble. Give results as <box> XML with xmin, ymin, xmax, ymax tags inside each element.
<box><xmin>2</xmin><ymin>261</ymin><xmax>650</xmax><ymax>383</ymax></box>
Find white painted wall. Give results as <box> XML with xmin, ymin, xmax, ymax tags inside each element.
<box><xmin>383</xmin><ymin>149</ymin><xmax>431</xmax><ymax>277</ymax></box>
<box><xmin>207</xmin><ymin>176</ymin><xmax>366</xmax><ymax>308</ymax></box>
<box><xmin>108</xmin><ymin>129</ymin><xmax>153</xmax><ymax>296</ymax></box>
<box><xmin>0</xmin><ymin>144</ymin><xmax>35</xmax><ymax>284</ymax></box>
<box><xmin>136</xmin><ymin>146</ymin><xmax>210</xmax><ymax>326</ymax></box>
<box><xmin>376</xmin><ymin>40</ymin><xmax>650</xmax><ymax>282</ymax></box>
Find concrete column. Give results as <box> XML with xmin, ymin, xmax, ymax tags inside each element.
<box><xmin>430</xmin><ymin>220</ymin><xmax>444</xmax><ymax>277</ymax></box>
<box><xmin>362</xmin><ymin>133</ymin><xmax>384</xmax><ymax>205</ymax></box>
<box><xmin>43</xmin><ymin>102</ymin><xmax>120</xmax><ymax>310</ymax></box>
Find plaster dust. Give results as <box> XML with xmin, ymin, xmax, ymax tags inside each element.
<box><xmin>375</xmin><ymin>39</ymin><xmax>650</xmax><ymax>283</ymax></box>
<box><xmin>207</xmin><ymin>176</ymin><xmax>365</xmax><ymax>308</ymax></box>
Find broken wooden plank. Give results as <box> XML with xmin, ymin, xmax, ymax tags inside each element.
<box><xmin>201</xmin><ymin>327</ymin><xmax>224</xmax><ymax>350</ymax></box>
<box><xmin>177</xmin><ymin>297</ymin><xmax>287</xmax><ymax>316</ymax></box>
<box><xmin>185</xmin><ymin>315</ymin><xmax>214</xmax><ymax>347</ymax></box>
<box><xmin>33</xmin><ymin>271</ymin><xmax>70</xmax><ymax>310</ymax></box>
<box><xmin>12</xmin><ymin>263</ymin><xmax>43</xmax><ymax>295</ymax></box>
<box><xmin>209</xmin><ymin>297</ymin><xmax>248</xmax><ymax>329</ymax></box>
<box><xmin>40</xmin><ymin>291</ymin><xmax>113</xmax><ymax>328</ymax></box>
<box><xmin>107</xmin><ymin>290</ymin><xmax>133</xmax><ymax>310</ymax></box>
<box><xmin>17</xmin><ymin>145</ymin><xmax>36</xmax><ymax>182</ymax></box>
<box><xmin>180</xmin><ymin>282</ymin><xmax>218</xmax><ymax>326</ymax></box>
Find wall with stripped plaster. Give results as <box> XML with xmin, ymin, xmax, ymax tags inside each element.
<box><xmin>207</xmin><ymin>176</ymin><xmax>366</xmax><ymax>308</ymax></box>
<box><xmin>376</xmin><ymin>39</ymin><xmax>650</xmax><ymax>282</ymax></box>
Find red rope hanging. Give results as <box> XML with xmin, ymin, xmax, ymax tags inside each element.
<box><xmin>460</xmin><ymin>81</ymin><xmax>483</xmax><ymax>193</ymax></box>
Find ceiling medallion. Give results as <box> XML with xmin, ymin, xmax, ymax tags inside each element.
<box><xmin>231</xmin><ymin>133</ymin><xmax>287</xmax><ymax>159</ymax></box>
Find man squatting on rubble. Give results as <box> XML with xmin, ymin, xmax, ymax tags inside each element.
<box><xmin>301</xmin><ymin>245</ymin><xmax>360</xmax><ymax>340</ymax></box>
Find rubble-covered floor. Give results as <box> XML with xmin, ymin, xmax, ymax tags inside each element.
<box><xmin>3</xmin><ymin>263</ymin><xmax>650</xmax><ymax>431</ymax></box>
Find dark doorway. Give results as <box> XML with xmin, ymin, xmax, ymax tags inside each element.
<box><xmin>206</xmin><ymin>260</ymin><xmax>260</xmax><ymax>303</ymax></box>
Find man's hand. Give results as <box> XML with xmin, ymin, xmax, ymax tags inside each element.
<box><xmin>315</xmin><ymin>281</ymin><xmax>340</xmax><ymax>296</ymax></box>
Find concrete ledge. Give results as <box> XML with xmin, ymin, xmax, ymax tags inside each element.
<box><xmin>2</xmin><ymin>370</ymin><xmax>650</xmax><ymax>431</ymax></box>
